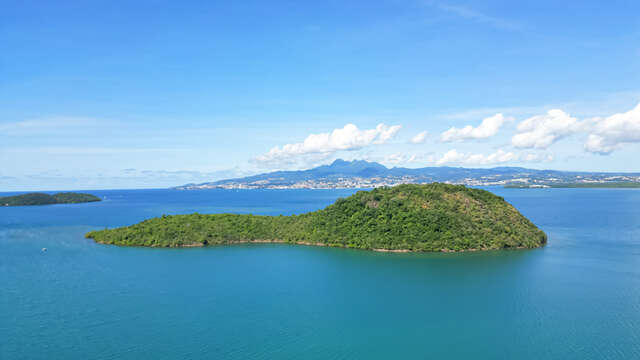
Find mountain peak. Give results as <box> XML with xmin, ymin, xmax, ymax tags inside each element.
<box><xmin>328</xmin><ymin>159</ymin><xmax>386</xmax><ymax>169</ymax></box>
<box><xmin>313</xmin><ymin>159</ymin><xmax>388</xmax><ymax>177</ymax></box>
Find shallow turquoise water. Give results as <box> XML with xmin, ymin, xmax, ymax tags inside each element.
<box><xmin>1</xmin><ymin>188</ymin><xmax>639</xmax><ymax>359</ymax></box>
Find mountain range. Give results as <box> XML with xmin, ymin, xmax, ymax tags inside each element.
<box><xmin>175</xmin><ymin>159</ymin><xmax>640</xmax><ymax>189</ymax></box>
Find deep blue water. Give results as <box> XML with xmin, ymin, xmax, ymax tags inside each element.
<box><xmin>1</xmin><ymin>188</ymin><xmax>639</xmax><ymax>359</ymax></box>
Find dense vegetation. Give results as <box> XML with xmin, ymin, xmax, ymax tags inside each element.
<box><xmin>0</xmin><ymin>192</ymin><xmax>101</xmax><ymax>206</ymax></box>
<box><xmin>86</xmin><ymin>184</ymin><xmax>546</xmax><ymax>252</ymax></box>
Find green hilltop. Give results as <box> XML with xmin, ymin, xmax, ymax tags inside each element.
<box><xmin>0</xmin><ymin>192</ymin><xmax>101</xmax><ymax>206</ymax></box>
<box><xmin>86</xmin><ymin>183</ymin><xmax>546</xmax><ymax>252</ymax></box>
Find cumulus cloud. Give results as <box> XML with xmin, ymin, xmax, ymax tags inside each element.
<box><xmin>465</xmin><ymin>149</ymin><xmax>517</xmax><ymax>165</ymax></box>
<box><xmin>436</xmin><ymin>149</ymin><xmax>467</xmax><ymax>165</ymax></box>
<box><xmin>410</xmin><ymin>131</ymin><xmax>428</xmax><ymax>144</ymax></box>
<box><xmin>255</xmin><ymin>123</ymin><xmax>401</xmax><ymax>164</ymax></box>
<box><xmin>440</xmin><ymin>113</ymin><xmax>507</xmax><ymax>142</ymax></box>
<box><xmin>511</xmin><ymin>109</ymin><xmax>582</xmax><ymax>149</ymax></box>
<box><xmin>382</xmin><ymin>153</ymin><xmax>420</xmax><ymax>165</ymax></box>
<box><xmin>436</xmin><ymin>149</ymin><xmax>551</xmax><ymax>166</ymax></box>
<box><xmin>436</xmin><ymin>149</ymin><xmax>516</xmax><ymax>165</ymax></box>
<box><xmin>584</xmin><ymin>103</ymin><xmax>640</xmax><ymax>154</ymax></box>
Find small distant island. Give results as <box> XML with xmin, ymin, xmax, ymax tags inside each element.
<box><xmin>505</xmin><ymin>182</ymin><xmax>640</xmax><ymax>189</ymax></box>
<box><xmin>86</xmin><ymin>184</ymin><xmax>546</xmax><ymax>252</ymax></box>
<box><xmin>0</xmin><ymin>192</ymin><xmax>101</xmax><ymax>206</ymax></box>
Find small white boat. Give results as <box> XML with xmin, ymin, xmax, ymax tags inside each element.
<box><xmin>41</xmin><ymin>248</ymin><xmax>47</xmax><ymax>252</ymax></box>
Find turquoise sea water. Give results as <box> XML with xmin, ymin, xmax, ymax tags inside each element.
<box><xmin>1</xmin><ymin>188</ymin><xmax>639</xmax><ymax>359</ymax></box>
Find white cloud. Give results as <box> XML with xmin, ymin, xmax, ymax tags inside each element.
<box><xmin>381</xmin><ymin>153</ymin><xmax>420</xmax><ymax>166</ymax></box>
<box><xmin>440</xmin><ymin>113</ymin><xmax>507</xmax><ymax>142</ymax></box>
<box><xmin>465</xmin><ymin>149</ymin><xmax>517</xmax><ymax>165</ymax></box>
<box><xmin>255</xmin><ymin>123</ymin><xmax>401</xmax><ymax>164</ymax></box>
<box><xmin>584</xmin><ymin>103</ymin><xmax>640</xmax><ymax>154</ymax></box>
<box><xmin>436</xmin><ymin>149</ymin><xmax>551</xmax><ymax>166</ymax></box>
<box><xmin>436</xmin><ymin>149</ymin><xmax>467</xmax><ymax>165</ymax></box>
<box><xmin>511</xmin><ymin>109</ymin><xmax>582</xmax><ymax>149</ymax></box>
<box><xmin>410</xmin><ymin>131</ymin><xmax>428</xmax><ymax>144</ymax></box>
<box><xmin>521</xmin><ymin>152</ymin><xmax>554</xmax><ymax>162</ymax></box>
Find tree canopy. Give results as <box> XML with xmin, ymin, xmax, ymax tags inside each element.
<box><xmin>86</xmin><ymin>184</ymin><xmax>546</xmax><ymax>252</ymax></box>
<box><xmin>1</xmin><ymin>192</ymin><xmax>101</xmax><ymax>206</ymax></box>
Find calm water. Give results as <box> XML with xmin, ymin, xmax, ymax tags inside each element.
<box><xmin>1</xmin><ymin>188</ymin><xmax>639</xmax><ymax>359</ymax></box>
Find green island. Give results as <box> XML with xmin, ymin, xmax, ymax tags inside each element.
<box><xmin>0</xmin><ymin>192</ymin><xmax>101</xmax><ymax>206</ymax></box>
<box><xmin>86</xmin><ymin>184</ymin><xmax>546</xmax><ymax>252</ymax></box>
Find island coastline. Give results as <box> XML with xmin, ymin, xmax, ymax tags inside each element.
<box><xmin>86</xmin><ymin>184</ymin><xmax>547</xmax><ymax>252</ymax></box>
<box><xmin>96</xmin><ymin>238</ymin><xmax>536</xmax><ymax>254</ymax></box>
<box><xmin>1</xmin><ymin>192</ymin><xmax>101</xmax><ymax>207</ymax></box>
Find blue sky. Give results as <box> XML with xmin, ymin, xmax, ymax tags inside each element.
<box><xmin>1</xmin><ymin>0</ymin><xmax>639</xmax><ymax>190</ymax></box>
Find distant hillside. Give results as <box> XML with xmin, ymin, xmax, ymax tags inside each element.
<box><xmin>175</xmin><ymin>159</ymin><xmax>640</xmax><ymax>189</ymax></box>
<box><xmin>183</xmin><ymin>159</ymin><xmax>389</xmax><ymax>187</ymax></box>
<box><xmin>0</xmin><ymin>192</ymin><xmax>101</xmax><ymax>206</ymax></box>
<box><xmin>87</xmin><ymin>183</ymin><xmax>547</xmax><ymax>252</ymax></box>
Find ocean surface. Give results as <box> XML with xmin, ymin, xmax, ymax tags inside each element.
<box><xmin>1</xmin><ymin>188</ymin><xmax>639</xmax><ymax>359</ymax></box>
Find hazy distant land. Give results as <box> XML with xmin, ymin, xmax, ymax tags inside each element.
<box><xmin>505</xmin><ymin>182</ymin><xmax>640</xmax><ymax>188</ymax></box>
<box><xmin>175</xmin><ymin>159</ymin><xmax>640</xmax><ymax>190</ymax></box>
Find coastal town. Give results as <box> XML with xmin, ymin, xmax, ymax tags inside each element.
<box><xmin>176</xmin><ymin>172</ymin><xmax>640</xmax><ymax>190</ymax></box>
